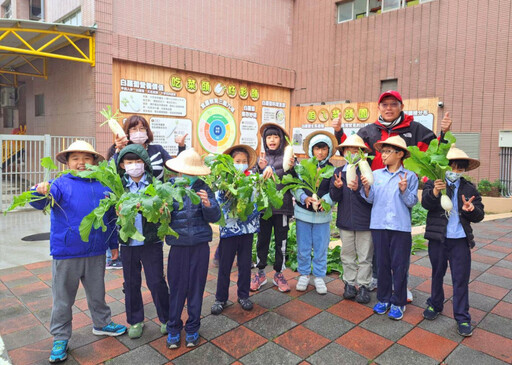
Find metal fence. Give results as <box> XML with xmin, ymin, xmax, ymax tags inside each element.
<box><xmin>0</xmin><ymin>134</ymin><xmax>96</xmax><ymax>211</ymax></box>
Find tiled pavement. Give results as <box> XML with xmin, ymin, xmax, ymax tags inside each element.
<box><xmin>3</xmin><ymin>219</ymin><xmax>512</xmax><ymax>364</ymax></box>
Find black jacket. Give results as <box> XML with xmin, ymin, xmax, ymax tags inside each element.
<box><xmin>422</xmin><ymin>178</ymin><xmax>485</xmax><ymax>248</ymax></box>
<box><xmin>329</xmin><ymin>166</ymin><xmax>372</xmax><ymax>231</ymax></box>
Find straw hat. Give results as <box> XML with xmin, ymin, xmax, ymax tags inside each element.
<box><xmin>446</xmin><ymin>144</ymin><xmax>480</xmax><ymax>171</ymax></box>
<box><xmin>55</xmin><ymin>140</ymin><xmax>105</xmax><ymax>165</ymax></box>
<box><xmin>259</xmin><ymin>122</ymin><xmax>290</xmax><ymax>141</ymax></box>
<box><xmin>373</xmin><ymin>135</ymin><xmax>410</xmax><ymax>158</ymax></box>
<box><xmin>223</xmin><ymin>144</ymin><xmax>257</xmax><ymax>169</ymax></box>
<box><xmin>303</xmin><ymin>130</ymin><xmax>338</xmax><ymax>158</ymax></box>
<box><xmin>164</xmin><ymin>148</ymin><xmax>211</xmax><ymax>176</ymax></box>
<box><xmin>336</xmin><ymin>134</ymin><xmax>371</xmax><ymax>153</ymax></box>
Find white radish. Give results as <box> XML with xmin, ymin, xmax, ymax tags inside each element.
<box><xmin>311</xmin><ymin>193</ymin><xmax>320</xmax><ymax>211</ymax></box>
<box><xmin>440</xmin><ymin>193</ymin><xmax>453</xmax><ymax>215</ymax></box>
<box><xmin>358</xmin><ymin>159</ymin><xmax>374</xmax><ymax>186</ymax></box>
<box><xmin>283</xmin><ymin>144</ymin><xmax>295</xmax><ymax>172</ymax></box>
<box><xmin>100</xmin><ymin>106</ymin><xmax>126</xmax><ymax>138</ymax></box>
<box><xmin>346</xmin><ymin>163</ymin><xmax>357</xmax><ymax>185</ymax></box>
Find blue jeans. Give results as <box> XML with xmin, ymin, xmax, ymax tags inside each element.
<box><xmin>296</xmin><ymin>219</ymin><xmax>330</xmax><ymax>277</ymax></box>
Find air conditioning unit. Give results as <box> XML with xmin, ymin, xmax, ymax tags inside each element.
<box><xmin>1</xmin><ymin>87</ymin><xmax>16</xmax><ymax>107</ymax></box>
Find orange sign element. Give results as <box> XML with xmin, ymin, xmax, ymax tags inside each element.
<box><xmin>343</xmin><ymin>107</ymin><xmax>355</xmax><ymax>122</ymax></box>
<box><xmin>307</xmin><ymin>109</ymin><xmax>317</xmax><ymax>122</ymax></box>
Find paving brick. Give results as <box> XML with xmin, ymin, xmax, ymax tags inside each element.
<box><xmin>476</xmin><ymin>272</ymin><xmax>512</xmax><ymax>290</ymax></box>
<box><xmin>297</xmin><ymin>290</ymin><xmax>342</xmax><ymax>310</ymax></box>
<box><xmin>3</xmin><ymin>324</ymin><xmax>51</xmax><ymax>350</ymax></box>
<box><xmin>72</xmin><ymin>337</ymin><xmax>129</xmax><ymax>364</ymax></box>
<box><xmin>24</xmin><ymin>261</ymin><xmax>52</xmax><ymax>271</ymax></box>
<box><xmin>470</xmin><ymin>260</ymin><xmax>492</xmax><ymax>272</ymax></box>
<box><xmin>475</xmin><ymin>248</ymin><xmax>508</xmax><ymax>259</ymax></box>
<box><xmin>491</xmin><ymin>301</ymin><xmax>512</xmax><ymax>319</ymax></box>
<box><xmin>485</xmin><ymin>244</ymin><xmax>512</xmax><ymax>254</ymax></box>
<box><xmin>7</xmin><ymin>337</ymin><xmax>54</xmax><ymax>365</ymax></box>
<box><xmin>495</xmin><ymin>259</ymin><xmax>512</xmax><ymax>270</ymax></box>
<box><xmin>463</xmin><ymin>328</ymin><xmax>512</xmax><ymax>363</ymax></box>
<box><xmin>359</xmin><ymin>313</ymin><xmax>414</xmax><ymax>342</ymax></box>
<box><xmin>68</xmin><ymin>325</ymin><xmax>102</xmax><ymax>349</ymax></box>
<box><xmin>211</xmin><ymin>325</ymin><xmax>267</xmax><ymax>359</ymax></box>
<box><xmin>0</xmin><ymin>269</ymin><xmax>34</xmax><ymax>283</ymax></box>
<box><xmin>440</xmin><ymin>299</ymin><xmax>487</xmax><ymax>325</ymax></box>
<box><xmin>198</xmin><ymin>313</ymin><xmax>239</xmax><ymax>340</ymax></box>
<box><xmin>149</xmin><ymin>332</ymin><xmax>207</xmax><ymax>361</ymax></box>
<box><xmin>469</xmin><ymin>280</ymin><xmax>509</xmax><ymax>299</ymax></box>
<box><xmin>418</xmin><ymin>314</ymin><xmax>464</xmax><ymax>342</ymax></box>
<box><xmin>409</xmin><ymin>289</ymin><xmax>430</xmax><ymax>309</ymax></box>
<box><xmin>445</xmin><ymin>344</ymin><xmax>508</xmax><ymax>365</ymax></box>
<box><xmin>239</xmin><ymin>341</ymin><xmax>301</xmax><ymax>365</ymax></box>
<box><xmin>327</xmin><ymin>299</ymin><xmax>373</xmax><ymax>324</ymax></box>
<box><xmin>283</xmin><ymin>277</ymin><xmax>315</xmax><ymax>298</ymax></box>
<box><xmin>325</xmin><ymin>279</ymin><xmax>344</xmax><ymax>296</ymax></box>
<box><xmin>408</xmin><ymin>264</ymin><xmax>432</xmax><ymax>279</ymax></box>
<box><xmin>398</xmin><ymin>327</ymin><xmax>457</xmax><ymax>361</ymax></box>
<box><xmin>221</xmin><ymin>302</ymin><xmax>266</xmax><ymax>324</ymax></box>
<box><xmin>274</xmin><ymin>325</ymin><xmax>330</xmax><ymax>359</ymax></box>
<box><xmin>478</xmin><ymin>313</ymin><xmax>512</xmax><ymax>339</ymax></box>
<box><xmin>172</xmin><ymin>342</ymin><xmax>234</xmax><ymax>365</ymax></box>
<box><xmin>249</xmin><ymin>288</ymin><xmax>292</xmax><ymax>309</ymax></box>
<box><xmin>245</xmin><ymin>311</ymin><xmax>296</xmax><ymax>339</ymax></box>
<box><xmin>472</xmin><ymin>253</ymin><xmax>501</xmax><ymax>265</ymax></box>
<box><xmin>302</xmin><ymin>311</ymin><xmax>355</xmax><ymax>340</ymax></box>
<box><xmin>0</xmin><ymin>312</ymin><xmax>39</xmax><ymax>335</ymax></box>
<box><xmin>336</xmin><ymin>326</ymin><xmax>393</xmax><ymax>359</ymax></box>
<box><xmin>307</xmin><ymin>342</ymin><xmax>368</xmax><ymax>364</ymax></box>
<box><xmin>104</xmin><ymin>344</ymin><xmax>168</xmax><ymax>365</ymax></box>
<box><xmin>375</xmin><ymin>343</ymin><xmax>438</xmax><ymax>365</ymax></box>
<box><xmin>274</xmin><ymin>298</ymin><xmax>321</xmax><ymax>324</ymax></box>
<box><xmin>402</xmin><ymin>304</ymin><xmax>425</xmax><ymax>326</ymax></box>
<box><xmin>467</xmin><ymin>292</ymin><xmax>500</xmax><ymax>312</ymax></box>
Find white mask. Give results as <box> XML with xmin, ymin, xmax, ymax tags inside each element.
<box><xmin>130</xmin><ymin>131</ymin><xmax>148</xmax><ymax>145</ymax></box>
<box><xmin>125</xmin><ymin>163</ymin><xmax>145</xmax><ymax>178</ymax></box>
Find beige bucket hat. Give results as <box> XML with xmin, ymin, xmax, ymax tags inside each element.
<box><xmin>374</xmin><ymin>135</ymin><xmax>410</xmax><ymax>159</ymax></box>
<box><xmin>446</xmin><ymin>144</ymin><xmax>480</xmax><ymax>171</ymax></box>
<box><xmin>259</xmin><ymin>122</ymin><xmax>290</xmax><ymax>141</ymax></box>
<box><xmin>336</xmin><ymin>133</ymin><xmax>371</xmax><ymax>153</ymax></box>
<box><xmin>164</xmin><ymin>148</ymin><xmax>211</xmax><ymax>176</ymax></box>
<box><xmin>55</xmin><ymin>140</ymin><xmax>105</xmax><ymax>165</ymax></box>
<box><xmin>303</xmin><ymin>130</ymin><xmax>339</xmax><ymax>158</ymax></box>
<box><xmin>223</xmin><ymin>144</ymin><xmax>258</xmax><ymax>169</ymax></box>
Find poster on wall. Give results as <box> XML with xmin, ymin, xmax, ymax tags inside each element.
<box><xmin>198</xmin><ymin>104</ymin><xmax>237</xmax><ymax>153</ymax></box>
<box><xmin>239</xmin><ymin>106</ymin><xmax>259</xmax><ymax>150</ymax></box>
<box><xmin>120</xmin><ymin>91</ymin><xmax>187</xmax><ymax>116</ymax></box>
<box><xmin>292</xmin><ymin>127</ymin><xmax>336</xmax><ymax>154</ymax></box>
<box><xmin>149</xmin><ymin>117</ymin><xmax>192</xmax><ymax>155</ymax></box>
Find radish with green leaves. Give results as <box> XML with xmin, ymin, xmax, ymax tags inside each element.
<box><xmin>283</xmin><ymin>136</ymin><xmax>295</xmax><ymax>172</ymax></box>
<box><xmin>100</xmin><ymin>105</ymin><xmax>125</xmax><ymax>138</ymax></box>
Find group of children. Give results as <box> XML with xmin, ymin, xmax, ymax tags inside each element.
<box><xmin>32</xmin><ymin>119</ymin><xmax>484</xmax><ymax>363</ymax></box>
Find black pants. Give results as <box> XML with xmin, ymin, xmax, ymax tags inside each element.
<box><xmin>216</xmin><ymin>234</ymin><xmax>253</xmax><ymax>302</ymax></box>
<box><xmin>256</xmin><ymin>214</ymin><xmax>289</xmax><ymax>272</ymax></box>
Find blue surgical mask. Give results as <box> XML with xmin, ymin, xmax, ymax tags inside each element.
<box><xmin>182</xmin><ymin>174</ymin><xmax>198</xmax><ymax>185</ymax></box>
<box><xmin>234</xmin><ymin>163</ymin><xmax>248</xmax><ymax>172</ymax></box>
<box><xmin>446</xmin><ymin>171</ymin><xmax>462</xmax><ymax>183</ymax></box>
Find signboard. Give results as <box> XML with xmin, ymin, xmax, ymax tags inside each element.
<box><xmin>149</xmin><ymin>117</ymin><xmax>192</xmax><ymax>156</ymax></box>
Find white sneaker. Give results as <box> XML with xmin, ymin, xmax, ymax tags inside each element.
<box><xmin>296</xmin><ymin>275</ymin><xmax>309</xmax><ymax>291</ymax></box>
<box><xmin>313</xmin><ymin>277</ymin><xmax>327</xmax><ymax>295</ymax></box>
<box><xmin>407</xmin><ymin>288</ymin><xmax>413</xmax><ymax>303</ymax></box>
<box><xmin>368</xmin><ymin>278</ymin><xmax>378</xmax><ymax>292</ymax></box>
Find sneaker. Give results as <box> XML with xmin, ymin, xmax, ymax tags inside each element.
<box><xmin>238</xmin><ymin>297</ymin><xmax>254</xmax><ymax>311</ymax></box>
<box><xmin>186</xmin><ymin>332</ymin><xmax>200</xmax><ymax>347</ymax></box>
<box><xmin>422</xmin><ymin>306</ymin><xmax>440</xmax><ymax>320</ymax></box>
<box><xmin>313</xmin><ymin>277</ymin><xmax>327</xmax><ymax>295</ymax></box>
<box><xmin>128</xmin><ymin>322</ymin><xmax>144</xmax><ymax>339</ymax></box>
<box><xmin>273</xmin><ymin>272</ymin><xmax>290</xmax><ymax>292</ymax></box>
<box><xmin>49</xmin><ymin>340</ymin><xmax>68</xmax><ymax>363</ymax></box>
<box><xmin>106</xmin><ymin>259</ymin><xmax>123</xmax><ymax>270</ymax></box>
<box><xmin>160</xmin><ymin>323</ymin><xmax>168</xmax><ymax>335</ymax></box>
<box><xmin>167</xmin><ymin>333</ymin><xmax>181</xmax><ymax>349</ymax></box>
<box><xmin>92</xmin><ymin>321</ymin><xmax>127</xmax><ymax>336</ymax></box>
<box><xmin>373</xmin><ymin>301</ymin><xmax>390</xmax><ymax>315</ymax></box>
<box><xmin>343</xmin><ymin>282</ymin><xmax>357</xmax><ymax>299</ymax></box>
<box><xmin>296</xmin><ymin>275</ymin><xmax>310</xmax><ymax>291</ymax></box>
<box><xmin>211</xmin><ymin>300</ymin><xmax>226</xmax><ymax>315</ymax></box>
<box><xmin>407</xmin><ymin>288</ymin><xmax>413</xmax><ymax>303</ymax></box>
<box><xmin>356</xmin><ymin>285</ymin><xmax>371</xmax><ymax>304</ymax></box>
<box><xmin>368</xmin><ymin>277</ymin><xmax>378</xmax><ymax>292</ymax></box>
<box><xmin>388</xmin><ymin>304</ymin><xmax>406</xmax><ymax>320</ymax></box>
<box><xmin>457</xmin><ymin>322</ymin><xmax>473</xmax><ymax>337</ymax></box>
<box><xmin>250</xmin><ymin>272</ymin><xmax>267</xmax><ymax>291</ymax></box>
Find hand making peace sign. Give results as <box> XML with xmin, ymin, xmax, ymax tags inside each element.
<box><xmin>333</xmin><ymin>172</ymin><xmax>343</xmax><ymax>189</ymax></box>
<box><xmin>461</xmin><ymin>194</ymin><xmax>475</xmax><ymax>212</ymax></box>
<box><xmin>398</xmin><ymin>172</ymin><xmax>408</xmax><ymax>193</ymax></box>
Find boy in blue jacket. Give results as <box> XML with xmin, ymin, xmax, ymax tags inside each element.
<box><xmin>211</xmin><ymin>145</ymin><xmax>259</xmax><ymax>314</ymax></box>
<box><xmin>116</xmin><ymin>144</ymin><xmax>169</xmax><ymax>339</ymax></box>
<box><xmin>30</xmin><ymin>141</ymin><xmax>126</xmax><ymax>363</ymax></box>
<box><xmin>164</xmin><ymin>149</ymin><xmax>221</xmax><ymax>349</ymax></box>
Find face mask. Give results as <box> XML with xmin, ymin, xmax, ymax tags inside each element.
<box><xmin>446</xmin><ymin>171</ymin><xmax>462</xmax><ymax>183</ymax></box>
<box><xmin>125</xmin><ymin>163</ymin><xmax>145</xmax><ymax>178</ymax></box>
<box><xmin>130</xmin><ymin>131</ymin><xmax>148</xmax><ymax>145</ymax></box>
<box><xmin>234</xmin><ymin>163</ymin><xmax>248</xmax><ymax>172</ymax></box>
<box><xmin>182</xmin><ymin>174</ymin><xmax>198</xmax><ymax>185</ymax></box>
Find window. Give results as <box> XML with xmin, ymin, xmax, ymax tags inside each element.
<box><xmin>29</xmin><ymin>0</ymin><xmax>43</xmax><ymax>21</ymax></box>
<box><xmin>452</xmin><ymin>133</ymin><xmax>480</xmax><ymax>159</ymax></box>
<box><xmin>382</xmin><ymin>0</ymin><xmax>401</xmax><ymax>12</ymax></box>
<box><xmin>3</xmin><ymin>108</ymin><xmax>12</xmax><ymax>128</ymax></box>
<box><xmin>337</xmin><ymin>1</ymin><xmax>354</xmax><ymax>23</ymax></box>
<box><xmin>419</xmin><ymin>0</ymin><xmax>435</xmax><ymax>3</ymax></box>
<box><xmin>381</xmin><ymin>79</ymin><xmax>398</xmax><ymax>93</ymax></box>
<box><xmin>60</xmin><ymin>9</ymin><xmax>82</xmax><ymax>26</ymax></box>
<box><xmin>35</xmin><ymin>94</ymin><xmax>44</xmax><ymax>116</ymax></box>
<box><xmin>2</xmin><ymin>1</ymin><xmax>11</xmax><ymax>19</ymax></box>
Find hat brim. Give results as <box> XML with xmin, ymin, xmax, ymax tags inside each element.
<box><xmin>259</xmin><ymin>122</ymin><xmax>289</xmax><ymax>142</ymax></box>
<box><xmin>336</xmin><ymin>141</ymin><xmax>371</xmax><ymax>153</ymax></box>
<box><xmin>55</xmin><ymin>149</ymin><xmax>105</xmax><ymax>165</ymax></box>
<box><xmin>164</xmin><ymin>158</ymin><xmax>211</xmax><ymax>176</ymax></box>
<box><xmin>373</xmin><ymin>141</ymin><xmax>410</xmax><ymax>159</ymax></box>
<box><xmin>303</xmin><ymin>130</ymin><xmax>339</xmax><ymax>158</ymax></box>
<box><xmin>222</xmin><ymin>144</ymin><xmax>257</xmax><ymax>169</ymax></box>
<box><xmin>449</xmin><ymin>157</ymin><xmax>480</xmax><ymax>171</ymax></box>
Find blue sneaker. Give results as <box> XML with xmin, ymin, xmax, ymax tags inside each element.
<box><xmin>186</xmin><ymin>332</ymin><xmax>200</xmax><ymax>347</ymax></box>
<box><xmin>92</xmin><ymin>321</ymin><xmax>127</xmax><ymax>336</ymax></box>
<box><xmin>167</xmin><ymin>333</ymin><xmax>181</xmax><ymax>349</ymax></box>
<box><xmin>106</xmin><ymin>259</ymin><xmax>123</xmax><ymax>270</ymax></box>
<box><xmin>49</xmin><ymin>340</ymin><xmax>68</xmax><ymax>363</ymax></box>
<box><xmin>373</xmin><ymin>302</ymin><xmax>390</xmax><ymax>315</ymax></box>
<box><xmin>388</xmin><ymin>304</ymin><xmax>406</xmax><ymax>320</ymax></box>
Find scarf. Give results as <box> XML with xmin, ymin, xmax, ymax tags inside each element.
<box><xmin>378</xmin><ymin>112</ymin><xmax>404</xmax><ymax>130</ymax></box>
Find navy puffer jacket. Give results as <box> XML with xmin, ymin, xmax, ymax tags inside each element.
<box><xmin>165</xmin><ymin>178</ymin><xmax>221</xmax><ymax>246</ymax></box>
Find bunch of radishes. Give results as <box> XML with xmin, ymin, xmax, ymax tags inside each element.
<box><xmin>344</xmin><ymin>149</ymin><xmax>374</xmax><ymax>187</ymax></box>
<box><xmin>100</xmin><ymin>106</ymin><xmax>125</xmax><ymax>138</ymax></box>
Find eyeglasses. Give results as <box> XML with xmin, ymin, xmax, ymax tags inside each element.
<box><xmin>380</xmin><ymin>149</ymin><xmax>399</xmax><ymax>155</ymax></box>
<box><xmin>129</xmin><ymin>126</ymin><xmax>147</xmax><ymax>132</ymax></box>
<box><xmin>379</xmin><ymin>102</ymin><xmax>401</xmax><ymax>109</ymax></box>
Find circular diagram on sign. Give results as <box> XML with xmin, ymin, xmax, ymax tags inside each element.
<box><xmin>198</xmin><ymin>105</ymin><xmax>237</xmax><ymax>153</ymax></box>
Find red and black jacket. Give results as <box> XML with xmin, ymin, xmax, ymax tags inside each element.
<box><xmin>335</xmin><ymin>114</ymin><xmax>436</xmax><ymax>170</ymax></box>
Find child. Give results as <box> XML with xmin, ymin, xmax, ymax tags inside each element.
<box><xmin>293</xmin><ymin>131</ymin><xmax>338</xmax><ymax>294</ymax></box>
<box><xmin>164</xmin><ymin>149</ymin><xmax>221</xmax><ymax>348</ymax></box>
<box><xmin>30</xmin><ymin>141</ymin><xmax>126</xmax><ymax>363</ymax></box>
<box><xmin>252</xmin><ymin>123</ymin><xmax>295</xmax><ymax>292</ymax></box>
<box><xmin>211</xmin><ymin>145</ymin><xmax>259</xmax><ymax>314</ymax></box>
<box><xmin>330</xmin><ymin>134</ymin><xmax>374</xmax><ymax>303</ymax></box>
<box><xmin>116</xmin><ymin>144</ymin><xmax>170</xmax><ymax>338</ymax></box>
<box><xmin>360</xmin><ymin>136</ymin><xmax>418</xmax><ymax>320</ymax></box>
<box><xmin>421</xmin><ymin>146</ymin><xmax>484</xmax><ymax>336</ymax></box>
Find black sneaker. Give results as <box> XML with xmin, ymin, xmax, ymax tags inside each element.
<box><xmin>457</xmin><ymin>322</ymin><xmax>473</xmax><ymax>337</ymax></box>
<box><xmin>422</xmin><ymin>306</ymin><xmax>440</xmax><ymax>320</ymax></box>
<box><xmin>343</xmin><ymin>282</ymin><xmax>357</xmax><ymax>300</ymax></box>
<box><xmin>238</xmin><ymin>297</ymin><xmax>253</xmax><ymax>311</ymax></box>
<box><xmin>211</xmin><ymin>300</ymin><xmax>226</xmax><ymax>315</ymax></box>
<box><xmin>355</xmin><ymin>285</ymin><xmax>371</xmax><ymax>304</ymax></box>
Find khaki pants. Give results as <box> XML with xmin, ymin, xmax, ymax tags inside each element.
<box><xmin>340</xmin><ymin>230</ymin><xmax>374</xmax><ymax>287</ymax></box>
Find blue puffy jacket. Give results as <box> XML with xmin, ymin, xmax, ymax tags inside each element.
<box><xmin>165</xmin><ymin>178</ymin><xmax>221</xmax><ymax>246</ymax></box>
<box><xmin>30</xmin><ymin>174</ymin><xmax>118</xmax><ymax>259</ymax></box>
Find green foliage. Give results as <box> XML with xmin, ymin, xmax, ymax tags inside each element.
<box><xmin>99</xmin><ymin>105</ymin><xmax>121</xmax><ymax>126</ymax></box>
<box><xmin>202</xmin><ymin>153</ymin><xmax>283</xmax><ymax>224</ymax></box>
<box><xmin>411</xmin><ymin>235</ymin><xmax>428</xmax><ymax>255</ymax></box>
<box><xmin>412</xmin><ymin>202</ymin><xmax>427</xmax><ymax>227</ymax></box>
<box><xmin>477</xmin><ymin>179</ymin><xmax>504</xmax><ymax>196</ymax></box>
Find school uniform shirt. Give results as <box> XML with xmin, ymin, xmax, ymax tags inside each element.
<box><xmin>125</xmin><ymin>174</ymin><xmax>149</xmax><ymax>246</ymax></box>
<box><xmin>445</xmin><ymin>179</ymin><xmax>466</xmax><ymax>239</ymax></box>
<box><xmin>361</xmin><ymin>165</ymin><xmax>418</xmax><ymax>232</ymax></box>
